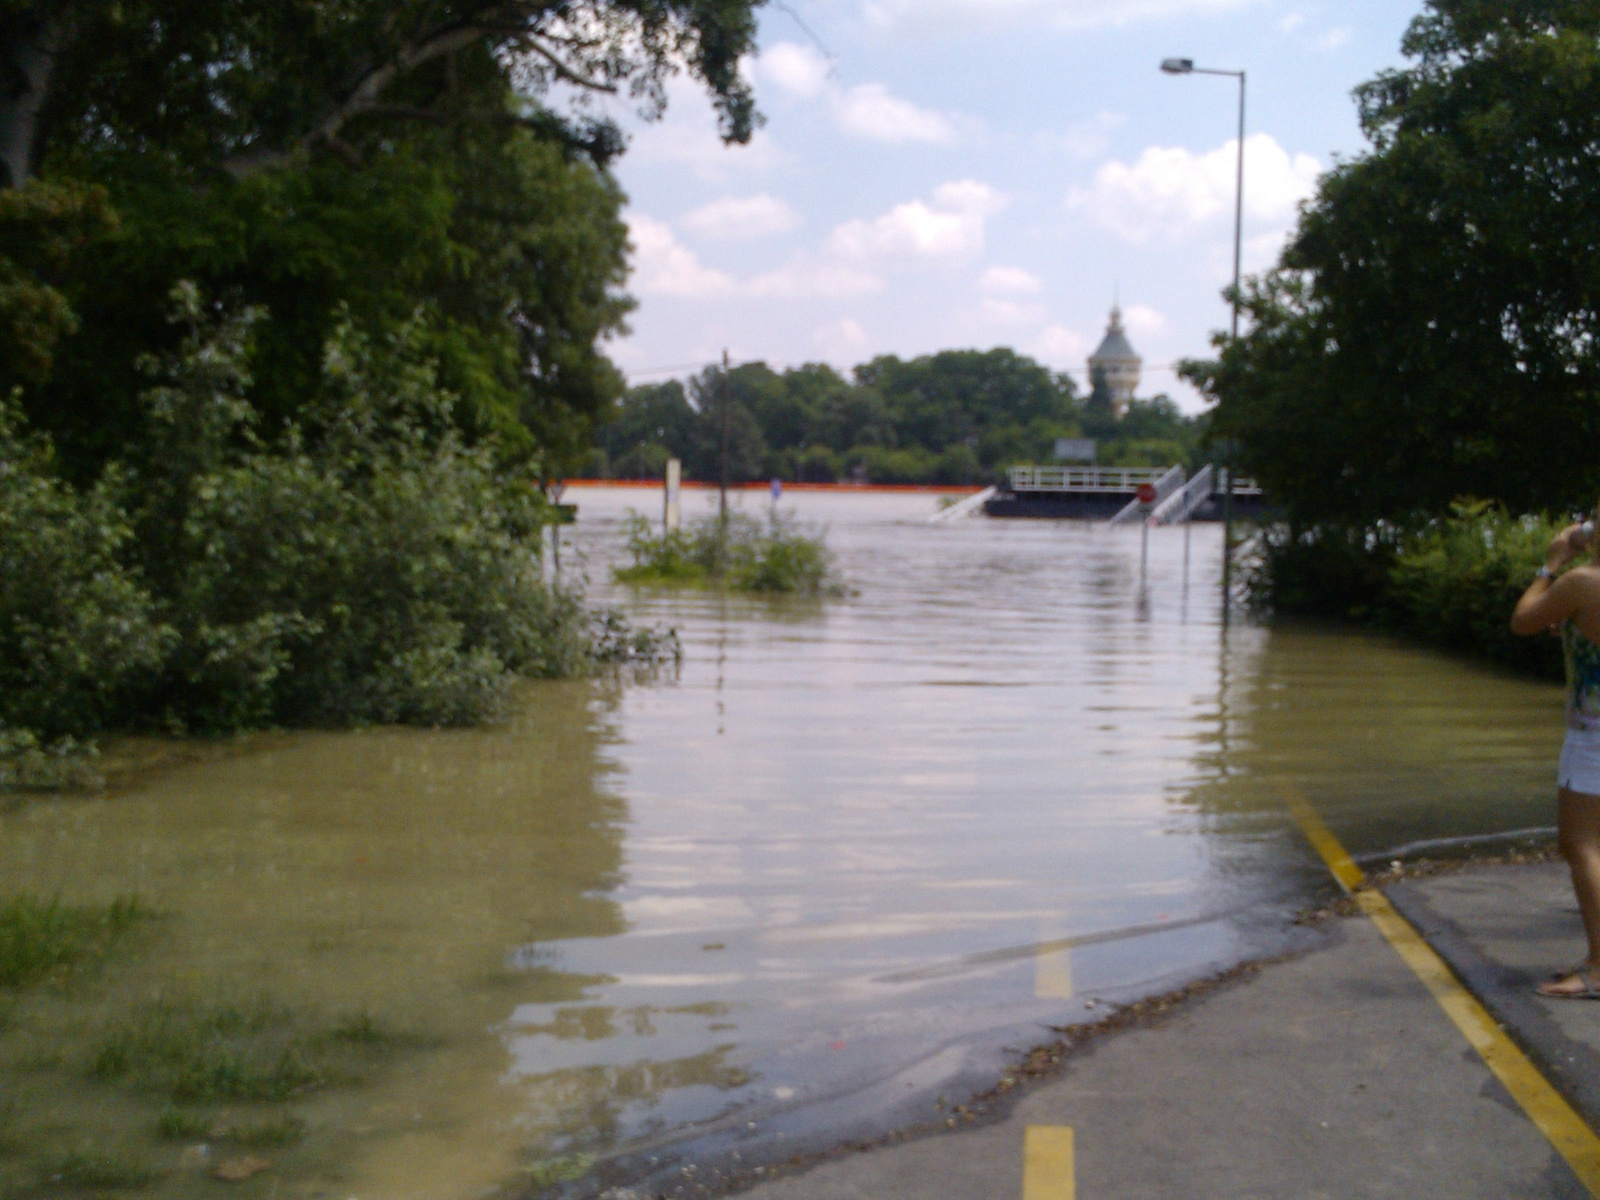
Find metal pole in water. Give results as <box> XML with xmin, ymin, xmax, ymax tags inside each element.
<box><xmin>719</xmin><ymin>349</ymin><xmax>730</xmax><ymax>527</ymax></box>
<box><xmin>1221</xmin><ymin>464</ymin><xmax>1234</xmax><ymax>625</ymax></box>
<box><xmin>1140</xmin><ymin>518</ymin><xmax>1149</xmax><ymax>588</ymax></box>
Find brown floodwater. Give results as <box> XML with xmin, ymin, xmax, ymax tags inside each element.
<box><xmin>0</xmin><ymin>488</ymin><xmax>1566</xmax><ymax>1197</ymax></box>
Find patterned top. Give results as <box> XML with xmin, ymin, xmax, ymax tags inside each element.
<box><xmin>1564</xmin><ymin>621</ymin><xmax>1600</xmax><ymax>731</ymax></box>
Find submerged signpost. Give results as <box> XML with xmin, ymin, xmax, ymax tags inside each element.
<box><xmin>663</xmin><ymin>457</ymin><xmax>682</xmax><ymax>532</ymax></box>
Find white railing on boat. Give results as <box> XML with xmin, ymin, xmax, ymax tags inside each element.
<box><xmin>1007</xmin><ymin>466</ymin><xmax>1168</xmax><ymax>493</ymax></box>
<box><xmin>1006</xmin><ymin>464</ymin><xmax>1263</xmax><ymax>500</ymax></box>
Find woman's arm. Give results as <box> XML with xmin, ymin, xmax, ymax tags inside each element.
<box><xmin>1511</xmin><ymin>524</ymin><xmax>1585</xmax><ymax>635</ymax></box>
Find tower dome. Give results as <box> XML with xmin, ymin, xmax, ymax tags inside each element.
<box><xmin>1087</xmin><ymin>303</ymin><xmax>1141</xmax><ymax>417</ymax></box>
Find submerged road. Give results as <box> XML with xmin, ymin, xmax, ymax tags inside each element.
<box><xmin>701</xmin><ymin>794</ymin><xmax>1600</xmax><ymax>1200</ymax></box>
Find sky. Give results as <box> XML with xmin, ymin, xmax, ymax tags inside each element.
<box><xmin>589</xmin><ymin>0</ymin><xmax>1419</xmax><ymax>412</ymax></box>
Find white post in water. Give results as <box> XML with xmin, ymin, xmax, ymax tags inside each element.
<box><xmin>1140</xmin><ymin>518</ymin><xmax>1150</xmax><ymax>588</ymax></box>
<box><xmin>664</xmin><ymin>457</ymin><xmax>681</xmax><ymax>532</ymax></box>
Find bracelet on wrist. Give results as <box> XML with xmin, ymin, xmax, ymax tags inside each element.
<box><xmin>1537</xmin><ymin>565</ymin><xmax>1558</xmax><ymax>580</ymax></box>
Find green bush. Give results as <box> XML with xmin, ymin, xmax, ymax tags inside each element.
<box><xmin>0</xmin><ymin>286</ymin><xmax>677</xmax><ymax>765</ymax></box>
<box><xmin>0</xmin><ymin>397</ymin><xmax>170</xmax><ymax>742</ymax></box>
<box><xmin>120</xmin><ymin>295</ymin><xmax>602</xmax><ymax>731</ymax></box>
<box><xmin>1250</xmin><ymin>504</ymin><xmax>1567</xmax><ymax>678</ymax></box>
<box><xmin>1383</xmin><ymin>503</ymin><xmax>1566</xmax><ymax>677</ymax></box>
<box><xmin>615</xmin><ymin>511</ymin><xmax>841</xmax><ymax>595</ymax></box>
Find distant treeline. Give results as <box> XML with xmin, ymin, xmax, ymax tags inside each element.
<box><xmin>589</xmin><ymin>349</ymin><xmax>1207</xmax><ymax>485</ymax></box>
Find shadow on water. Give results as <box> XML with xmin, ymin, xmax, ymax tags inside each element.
<box><xmin>1181</xmin><ymin>619</ymin><xmax>1563</xmax><ymax>871</ymax></box>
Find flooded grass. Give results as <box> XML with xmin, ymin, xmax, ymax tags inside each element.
<box><xmin>0</xmin><ymin>894</ymin><xmax>147</xmax><ymax>990</ymax></box>
<box><xmin>155</xmin><ymin>1109</ymin><xmax>305</xmax><ymax>1148</ymax></box>
<box><xmin>34</xmin><ymin>1146</ymin><xmax>162</xmax><ymax>1191</ymax></box>
<box><xmin>0</xmin><ymin>887</ymin><xmax>435</xmax><ymax>1199</ymax></box>
<box><xmin>91</xmin><ymin>996</ymin><xmax>426</xmax><ymax>1103</ymax></box>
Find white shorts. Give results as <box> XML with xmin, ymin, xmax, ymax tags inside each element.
<box><xmin>1559</xmin><ymin>728</ymin><xmax>1600</xmax><ymax>795</ymax></box>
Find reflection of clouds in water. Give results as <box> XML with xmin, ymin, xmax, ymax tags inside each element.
<box><xmin>621</xmin><ymin>894</ymin><xmax>757</xmax><ymax>935</ymax></box>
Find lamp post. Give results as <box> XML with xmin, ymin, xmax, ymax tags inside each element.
<box><xmin>1161</xmin><ymin>56</ymin><xmax>1245</xmax><ymax>625</ymax></box>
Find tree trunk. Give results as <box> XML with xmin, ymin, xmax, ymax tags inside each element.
<box><xmin>0</xmin><ymin>7</ymin><xmax>64</xmax><ymax>189</ymax></box>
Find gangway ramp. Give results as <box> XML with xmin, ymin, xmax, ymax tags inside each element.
<box><xmin>1150</xmin><ymin>464</ymin><xmax>1214</xmax><ymax>525</ymax></box>
<box><xmin>927</xmin><ymin>485</ymin><xmax>996</xmax><ymax>523</ymax></box>
<box><xmin>1108</xmin><ymin>463</ymin><xmax>1184</xmax><ymax>524</ymax></box>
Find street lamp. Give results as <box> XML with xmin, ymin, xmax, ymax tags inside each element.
<box><xmin>1161</xmin><ymin>55</ymin><xmax>1246</xmax><ymax>622</ymax></box>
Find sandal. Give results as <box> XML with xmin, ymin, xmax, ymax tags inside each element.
<box><xmin>1536</xmin><ymin>967</ymin><xmax>1600</xmax><ymax>1000</ymax></box>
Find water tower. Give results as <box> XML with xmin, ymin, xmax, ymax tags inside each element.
<box><xmin>1087</xmin><ymin>303</ymin><xmax>1141</xmax><ymax>417</ymax></box>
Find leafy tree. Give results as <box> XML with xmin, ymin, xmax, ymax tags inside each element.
<box><xmin>857</xmin><ymin>348</ymin><xmax>1076</xmax><ymax>461</ymax></box>
<box><xmin>1186</xmin><ymin>0</ymin><xmax>1600</xmax><ymax>524</ymax></box>
<box><xmin>0</xmin><ymin>0</ymin><xmax>763</xmax><ymax>480</ymax></box>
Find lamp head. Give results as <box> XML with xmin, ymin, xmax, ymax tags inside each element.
<box><xmin>1160</xmin><ymin>57</ymin><xmax>1195</xmax><ymax>74</ymax></box>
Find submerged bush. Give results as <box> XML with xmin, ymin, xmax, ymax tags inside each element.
<box><xmin>0</xmin><ymin>286</ymin><xmax>675</xmax><ymax>761</ymax></box>
<box><xmin>124</xmin><ymin>295</ymin><xmax>603</xmax><ymax>731</ymax></box>
<box><xmin>615</xmin><ymin>510</ymin><xmax>842</xmax><ymax>595</ymax></box>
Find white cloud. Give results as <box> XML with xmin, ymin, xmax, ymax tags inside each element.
<box><xmin>753</xmin><ymin>41</ymin><xmax>967</xmax><ymax>144</ymax></box>
<box><xmin>980</xmin><ymin>266</ymin><xmax>1043</xmax><ymax>295</ymax></box>
<box><xmin>1068</xmin><ymin>133</ymin><xmax>1321</xmax><ymax>244</ymax></box>
<box><xmin>827</xmin><ymin>180</ymin><xmax>1006</xmax><ymax>261</ymax></box>
<box><xmin>628</xmin><ymin>214</ymin><xmax>880</xmax><ymax>299</ymax></box>
<box><xmin>756</xmin><ymin>42</ymin><xmax>832</xmax><ymax>98</ymax></box>
<box><xmin>1039</xmin><ymin>110</ymin><xmax>1125</xmax><ymax>159</ymax></box>
<box><xmin>628</xmin><ymin>215</ymin><xmax>736</xmax><ymax>298</ymax></box>
<box><xmin>981</xmin><ymin>298</ymin><xmax>1045</xmax><ymax>324</ymax></box>
<box><xmin>1278</xmin><ymin>12</ymin><xmax>1305</xmax><ymax>32</ymax></box>
<box><xmin>1318</xmin><ymin>26</ymin><xmax>1351</xmax><ymax>50</ymax></box>
<box><xmin>748</xmin><ymin>261</ymin><xmax>884</xmax><ymax>297</ymax></box>
<box><xmin>833</xmin><ymin>83</ymin><xmax>959</xmax><ymax>143</ymax></box>
<box><xmin>814</xmin><ymin>318</ymin><xmax>869</xmax><ymax>361</ymax></box>
<box><xmin>1122</xmin><ymin>304</ymin><xmax>1168</xmax><ymax>337</ymax></box>
<box><xmin>626</xmin><ymin>78</ymin><xmax>784</xmax><ymax>181</ymax></box>
<box><xmin>861</xmin><ymin>0</ymin><xmax>1252</xmax><ymax>33</ymax></box>
<box><xmin>681</xmin><ymin>194</ymin><xmax>801</xmax><ymax>240</ymax></box>
<box><xmin>1033</xmin><ymin>324</ymin><xmax>1088</xmax><ymax>366</ymax></box>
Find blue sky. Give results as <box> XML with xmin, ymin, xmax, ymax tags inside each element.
<box><xmin>593</xmin><ymin>0</ymin><xmax>1418</xmax><ymax>411</ymax></box>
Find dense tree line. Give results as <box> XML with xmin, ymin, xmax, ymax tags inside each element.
<box><xmin>591</xmin><ymin>349</ymin><xmax>1205</xmax><ymax>485</ymax></box>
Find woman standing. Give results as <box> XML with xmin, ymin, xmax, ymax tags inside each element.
<box><xmin>1512</xmin><ymin>520</ymin><xmax>1600</xmax><ymax>998</ymax></box>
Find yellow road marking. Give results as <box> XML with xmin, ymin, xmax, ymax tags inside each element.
<box><xmin>1283</xmin><ymin>782</ymin><xmax>1600</xmax><ymax>1195</ymax></box>
<box><xmin>1022</xmin><ymin>1125</ymin><xmax>1074</xmax><ymax>1200</ymax></box>
<box><xmin>1034</xmin><ymin>924</ymin><xmax>1074</xmax><ymax>999</ymax></box>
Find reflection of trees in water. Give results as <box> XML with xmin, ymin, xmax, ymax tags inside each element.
<box><xmin>1176</xmin><ymin>623</ymin><xmax>1560</xmax><ymax>858</ymax></box>
<box><xmin>513</xmin><ymin>1044</ymin><xmax>754</xmax><ymax>1155</ymax></box>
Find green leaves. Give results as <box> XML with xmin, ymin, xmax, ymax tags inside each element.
<box><xmin>1192</xmin><ymin>0</ymin><xmax>1600</xmax><ymax>525</ymax></box>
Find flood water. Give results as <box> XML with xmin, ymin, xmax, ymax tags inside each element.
<box><xmin>0</xmin><ymin>487</ymin><xmax>1566</xmax><ymax>1198</ymax></box>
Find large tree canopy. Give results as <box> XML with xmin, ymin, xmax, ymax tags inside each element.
<box><xmin>0</xmin><ymin>0</ymin><xmax>763</xmax><ymax>480</ymax></box>
<box><xmin>1185</xmin><ymin>0</ymin><xmax>1600</xmax><ymax>524</ymax></box>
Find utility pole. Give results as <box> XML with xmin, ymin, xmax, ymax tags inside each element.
<box><xmin>719</xmin><ymin>349</ymin><xmax>731</xmax><ymax>527</ymax></box>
